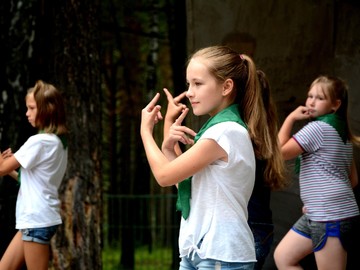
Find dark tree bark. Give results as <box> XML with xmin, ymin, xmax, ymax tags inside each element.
<box><xmin>44</xmin><ymin>1</ymin><xmax>102</xmax><ymax>269</ymax></box>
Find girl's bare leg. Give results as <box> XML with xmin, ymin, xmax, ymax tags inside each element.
<box><xmin>274</xmin><ymin>229</ymin><xmax>313</xmax><ymax>270</ymax></box>
<box><xmin>0</xmin><ymin>231</ymin><xmax>25</xmax><ymax>270</ymax></box>
<box><xmin>24</xmin><ymin>241</ymin><xmax>50</xmax><ymax>270</ymax></box>
<box><xmin>314</xmin><ymin>237</ymin><xmax>347</xmax><ymax>270</ymax></box>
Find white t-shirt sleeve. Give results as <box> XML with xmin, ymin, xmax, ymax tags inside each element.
<box><xmin>199</xmin><ymin>121</ymin><xmax>250</xmax><ymax>156</ymax></box>
<box><xmin>14</xmin><ymin>136</ymin><xmax>43</xmax><ymax>169</ymax></box>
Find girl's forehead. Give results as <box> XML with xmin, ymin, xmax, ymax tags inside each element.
<box><xmin>26</xmin><ymin>92</ymin><xmax>36</xmax><ymax>103</ymax></box>
<box><xmin>187</xmin><ymin>58</ymin><xmax>210</xmax><ymax>76</ymax></box>
<box><xmin>309</xmin><ymin>83</ymin><xmax>327</xmax><ymax>95</ymax></box>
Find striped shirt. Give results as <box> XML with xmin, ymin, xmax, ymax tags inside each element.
<box><xmin>293</xmin><ymin>120</ymin><xmax>359</xmax><ymax>222</ymax></box>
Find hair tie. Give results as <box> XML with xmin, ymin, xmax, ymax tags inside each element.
<box><xmin>240</xmin><ymin>54</ymin><xmax>244</xmax><ymax>60</ymax></box>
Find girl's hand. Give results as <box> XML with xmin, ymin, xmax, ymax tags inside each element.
<box><xmin>289</xmin><ymin>106</ymin><xmax>311</xmax><ymax>121</ymax></box>
<box><xmin>162</xmin><ymin>108</ymin><xmax>196</xmax><ymax>151</ymax></box>
<box><xmin>141</xmin><ymin>93</ymin><xmax>163</xmax><ymax>135</ymax></box>
<box><xmin>163</xmin><ymin>88</ymin><xmax>187</xmax><ymax>121</ymax></box>
<box><xmin>1</xmin><ymin>148</ymin><xmax>13</xmax><ymax>159</ymax></box>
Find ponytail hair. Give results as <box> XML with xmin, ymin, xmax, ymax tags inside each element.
<box><xmin>190</xmin><ymin>46</ymin><xmax>287</xmax><ymax>189</ymax></box>
<box><xmin>256</xmin><ymin>70</ymin><xmax>288</xmax><ymax>189</ymax></box>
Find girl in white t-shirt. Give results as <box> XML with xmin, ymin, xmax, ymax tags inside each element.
<box><xmin>140</xmin><ymin>46</ymin><xmax>285</xmax><ymax>270</ymax></box>
<box><xmin>0</xmin><ymin>80</ymin><xmax>68</xmax><ymax>270</ymax></box>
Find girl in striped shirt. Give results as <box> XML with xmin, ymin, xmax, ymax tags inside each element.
<box><xmin>274</xmin><ymin>75</ymin><xmax>360</xmax><ymax>270</ymax></box>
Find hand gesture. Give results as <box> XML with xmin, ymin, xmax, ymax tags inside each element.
<box><xmin>141</xmin><ymin>93</ymin><xmax>163</xmax><ymax>135</ymax></box>
<box><xmin>163</xmin><ymin>88</ymin><xmax>187</xmax><ymax>122</ymax></box>
<box><xmin>163</xmin><ymin>108</ymin><xmax>196</xmax><ymax>152</ymax></box>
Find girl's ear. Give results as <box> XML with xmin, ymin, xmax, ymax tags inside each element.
<box><xmin>332</xmin><ymin>99</ymin><xmax>341</xmax><ymax>112</ymax></box>
<box><xmin>222</xmin><ymin>79</ymin><xmax>234</xmax><ymax>96</ymax></box>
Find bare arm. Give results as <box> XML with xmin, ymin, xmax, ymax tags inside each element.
<box><xmin>141</xmin><ymin>93</ymin><xmax>223</xmax><ymax>187</ymax></box>
<box><xmin>0</xmin><ymin>153</ymin><xmax>21</xmax><ymax>181</ymax></box>
<box><xmin>162</xmin><ymin>88</ymin><xmax>188</xmax><ymax>158</ymax></box>
<box><xmin>278</xmin><ymin>106</ymin><xmax>310</xmax><ymax>160</ymax></box>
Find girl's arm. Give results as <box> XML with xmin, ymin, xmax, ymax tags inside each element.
<box><xmin>0</xmin><ymin>155</ymin><xmax>21</xmax><ymax>180</ymax></box>
<box><xmin>141</xmin><ymin>94</ymin><xmax>224</xmax><ymax>187</ymax></box>
<box><xmin>278</xmin><ymin>106</ymin><xmax>309</xmax><ymax>160</ymax></box>
<box><xmin>8</xmin><ymin>170</ymin><xmax>19</xmax><ymax>181</ymax></box>
<box><xmin>278</xmin><ymin>106</ymin><xmax>309</xmax><ymax>146</ymax></box>
<box><xmin>162</xmin><ymin>88</ymin><xmax>188</xmax><ymax>159</ymax></box>
<box><xmin>350</xmin><ymin>159</ymin><xmax>358</xmax><ymax>188</ymax></box>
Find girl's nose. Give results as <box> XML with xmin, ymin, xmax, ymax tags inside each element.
<box><xmin>186</xmin><ymin>87</ymin><xmax>193</xmax><ymax>98</ymax></box>
<box><xmin>308</xmin><ymin>98</ymin><xmax>315</xmax><ymax>106</ymax></box>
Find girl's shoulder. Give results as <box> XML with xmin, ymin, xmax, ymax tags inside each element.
<box><xmin>301</xmin><ymin>120</ymin><xmax>329</xmax><ymax>133</ymax></box>
<box><xmin>27</xmin><ymin>133</ymin><xmax>63</xmax><ymax>146</ymax></box>
<box><xmin>204</xmin><ymin>121</ymin><xmax>248</xmax><ymax>138</ymax></box>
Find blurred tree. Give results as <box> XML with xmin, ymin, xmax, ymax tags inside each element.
<box><xmin>99</xmin><ymin>0</ymin><xmax>186</xmax><ymax>268</ymax></box>
<box><xmin>0</xmin><ymin>0</ymin><xmax>102</xmax><ymax>269</ymax></box>
<box><xmin>1</xmin><ymin>0</ymin><xmax>187</xmax><ymax>269</ymax></box>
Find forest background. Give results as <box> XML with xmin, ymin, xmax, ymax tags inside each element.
<box><xmin>0</xmin><ymin>0</ymin><xmax>186</xmax><ymax>269</ymax></box>
<box><xmin>1</xmin><ymin>0</ymin><xmax>360</xmax><ymax>270</ymax></box>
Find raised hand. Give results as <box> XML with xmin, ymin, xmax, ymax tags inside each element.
<box><xmin>163</xmin><ymin>108</ymin><xmax>196</xmax><ymax>153</ymax></box>
<box><xmin>163</xmin><ymin>88</ymin><xmax>187</xmax><ymax>122</ymax></box>
<box><xmin>289</xmin><ymin>106</ymin><xmax>311</xmax><ymax>121</ymax></box>
<box><xmin>140</xmin><ymin>93</ymin><xmax>163</xmax><ymax>135</ymax></box>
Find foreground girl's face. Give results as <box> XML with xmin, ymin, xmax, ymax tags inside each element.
<box><xmin>186</xmin><ymin>58</ymin><xmax>224</xmax><ymax>116</ymax></box>
<box><xmin>26</xmin><ymin>93</ymin><xmax>38</xmax><ymax>127</ymax></box>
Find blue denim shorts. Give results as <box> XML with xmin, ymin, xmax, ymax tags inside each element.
<box><xmin>180</xmin><ymin>238</ymin><xmax>255</xmax><ymax>270</ymax></box>
<box><xmin>292</xmin><ymin>215</ymin><xmax>359</xmax><ymax>252</ymax></box>
<box><xmin>180</xmin><ymin>254</ymin><xmax>255</xmax><ymax>270</ymax></box>
<box><xmin>20</xmin><ymin>225</ymin><xmax>59</xmax><ymax>245</ymax></box>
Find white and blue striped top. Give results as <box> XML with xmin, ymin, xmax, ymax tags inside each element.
<box><xmin>293</xmin><ymin>120</ymin><xmax>359</xmax><ymax>222</ymax></box>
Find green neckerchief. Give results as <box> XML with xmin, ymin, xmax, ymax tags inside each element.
<box><xmin>176</xmin><ymin>104</ymin><xmax>247</xmax><ymax>219</ymax></box>
<box><xmin>295</xmin><ymin>113</ymin><xmax>347</xmax><ymax>174</ymax></box>
<box><xmin>18</xmin><ymin>132</ymin><xmax>68</xmax><ymax>185</ymax></box>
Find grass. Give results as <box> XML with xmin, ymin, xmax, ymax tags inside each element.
<box><xmin>102</xmin><ymin>245</ymin><xmax>173</xmax><ymax>270</ymax></box>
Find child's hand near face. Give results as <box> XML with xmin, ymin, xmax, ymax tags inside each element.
<box><xmin>163</xmin><ymin>88</ymin><xmax>187</xmax><ymax>122</ymax></box>
<box><xmin>289</xmin><ymin>106</ymin><xmax>311</xmax><ymax>122</ymax></box>
<box><xmin>163</xmin><ymin>108</ymin><xmax>196</xmax><ymax>149</ymax></box>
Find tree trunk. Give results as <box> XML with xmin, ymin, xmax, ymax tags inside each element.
<box><xmin>41</xmin><ymin>1</ymin><xmax>102</xmax><ymax>269</ymax></box>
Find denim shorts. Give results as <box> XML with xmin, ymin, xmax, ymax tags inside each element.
<box><xmin>292</xmin><ymin>214</ymin><xmax>359</xmax><ymax>252</ymax></box>
<box><xmin>180</xmin><ymin>254</ymin><xmax>255</xmax><ymax>270</ymax></box>
<box><xmin>20</xmin><ymin>225</ymin><xmax>59</xmax><ymax>245</ymax></box>
<box><xmin>180</xmin><ymin>238</ymin><xmax>255</xmax><ymax>270</ymax></box>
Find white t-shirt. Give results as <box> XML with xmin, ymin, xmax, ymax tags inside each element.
<box><xmin>178</xmin><ymin>122</ymin><xmax>256</xmax><ymax>263</ymax></box>
<box><xmin>14</xmin><ymin>133</ymin><xmax>68</xmax><ymax>229</ymax></box>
